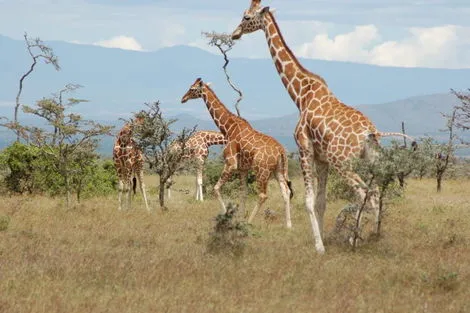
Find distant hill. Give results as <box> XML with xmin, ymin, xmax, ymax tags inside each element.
<box><xmin>1</xmin><ymin>34</ymin><xmax>470</xmax><ymax>121</ymax></box>
<box><xmin>0</xmin><ymin>34</ymin><xmax>468</xmax><ymax>155</ymax></box>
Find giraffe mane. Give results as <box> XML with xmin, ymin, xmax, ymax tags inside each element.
<box><xmin>266</xmin><ymin>11</ymin><xmax>327</xmax><ymax>86</ymax></box>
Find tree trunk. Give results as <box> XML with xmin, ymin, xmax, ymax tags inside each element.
<box><xmin>159</xmin><ymin>178</ymin><xmax>166</xmax><ymax>210</ymax></box>
<box><xmin>436</xmin><ymin>174</ymin><xmax>442</xmax><ymax>193</ymax></box>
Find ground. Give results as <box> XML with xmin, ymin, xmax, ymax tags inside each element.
<box><xmin>0</xmin><ymin>176</ymin><xmax>469</xmax><ymax>313</ymax></box>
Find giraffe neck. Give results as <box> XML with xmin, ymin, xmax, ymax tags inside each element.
<box><xmin>202</xmin><ymin>86</ymin><xmax>246</xmax><ymax>137</ymax></box>
<box><xmin>262</xmin><ymin>12</ymin><xmax>327</xmax><ymax>109</ymax></box>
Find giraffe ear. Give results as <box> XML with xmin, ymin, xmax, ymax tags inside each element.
<box><xmin>206</xmin><ymin>82</ymin><xmax>212</xmax><ymax>87</ymax></box>
<box><xmin>269</xmin><ymin>7</ymin><xmax>276</xmax><ymax>14</ymax></box>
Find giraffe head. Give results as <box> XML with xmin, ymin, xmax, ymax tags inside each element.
<box><xmin>231</xmin><ymin>0</ymin><xmax>272</xmax><ymax>40</ymax></box>
<box><xmin>181</xmin><ymin>78</ymin><xmax>207</xmax><ymax>103</ymax></box>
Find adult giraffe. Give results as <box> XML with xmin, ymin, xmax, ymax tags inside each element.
<box><xmin>181</xmin><ymin>78</ymin><xmax>294</xmax><ymax>227</ymax></box>
<box><xmin>113</xmin><ymin>116</ymin><xmax>150</xmax><ymax>211</ymax></box>
<box><xmin>231</xmin><ymin>0</ymin><xmax>413</xmax><ymax>253</ymax></box>
<box><xmin>169</xmin><ymin>130</ymin><xmax>227</xmax><ymax>201</ymax></box>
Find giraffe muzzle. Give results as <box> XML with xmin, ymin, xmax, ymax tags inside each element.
<box><xmin>181</xmin><ymin>96</ymin><xmax>189</xmax><ymax>103</ymax></box>
<box><xmin>231</xmin><ymin>27</ymin><xmax>243</xmax><ymax>40</ymax></box>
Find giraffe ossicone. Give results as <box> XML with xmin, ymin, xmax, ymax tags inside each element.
<box><xmin>113</xmin><ymin>117</ymin><xmax>150</xmax><ymax>211</ymax></box>
<box><xmin>181</xmin><ymin>77</ymin><xmax>294</xmax><ymax>228</ymax></box>
<box><xmin>231</xmin><ymin>0</ymin><xmax>414</xmax><ymax>253</ymax></box>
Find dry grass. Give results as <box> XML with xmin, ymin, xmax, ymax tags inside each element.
<box><xmin>1</xmin><ymin>176</ymin><xmax>469</xmax><ymax>313</ymax></box>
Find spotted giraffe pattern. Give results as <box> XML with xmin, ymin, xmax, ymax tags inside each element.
<box><xmin>169</xmin><ymin>130</ymin><xmax>227</xmax><ymax>201</ymax></box>
<box><xmin>231</xmin><ymin>0</ymin><xmax>413</xmax><ymax>253</ymax></box>
<box><xmin>113</xmin><ymin>118</ymin><xmax>150</xmax><ymax>211</ymax></box>
<box><xmin>181</xmin><ymin>78</ymin><xmax>293</xmax><ymax>227</ymax></box>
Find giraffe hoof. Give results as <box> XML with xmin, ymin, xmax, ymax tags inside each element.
<box><xmin>315</xmin><ymin>244</ymin><xmax>326</xmax><ymax>254</ymax></box>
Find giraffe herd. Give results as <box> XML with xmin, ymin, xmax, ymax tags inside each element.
<box><xmin>113</xmin><ymin>0</ymin><xmax>413</xmax><ymax>253</ymax></box>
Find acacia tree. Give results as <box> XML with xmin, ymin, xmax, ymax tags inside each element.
<box><xmin>133</xmin><ymin>102</ymin><xmax>196</xmax><ymax>209</ymax></box>
<box><xmin>418</xmin><ymin>109</ymin><xmax>458</xmax><ymax>192</ymax></box>
<box><xmin>202</xmin><ymin>31</ymin><xmax>243</xmax><ymax>116</ymax></box>
<box><xmin>20</xmin><ymin>84</ymin><xmax>113</xmax><ymax>207</ymax></box>
<box><xmin>14</xmin><ymin>33</ymin><xmax>60</xmax><ymax>141</ymax></box>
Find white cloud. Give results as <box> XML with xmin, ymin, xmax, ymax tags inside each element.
<box><xmin>94</xmin><ymin>36</ymin><xmax>144</xmax><ymax>51</ymax></box>
<box><xmin>297</xmin><ymin>24</ymin><xmax>470</xmax><ymax>68</ymax></box>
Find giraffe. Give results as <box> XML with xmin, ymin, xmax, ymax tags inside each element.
<box><xmin>113</xmin><ymin>116</ymin><xmax>150</xmax><ymax>211</ymax></box>
<box><xmin>231</xmin><ymin>0</ymin><xmax>414</xmax><ymax>253</ymax></box>
<box><xmin>181</xmin><ymin>78</ymin><xmax>294</xmax><ymax>227</ymax></box>
<box><xmin>168</xmin><ymin>130</ymin><xmax>228</xmax><ymax>201</ymax></box>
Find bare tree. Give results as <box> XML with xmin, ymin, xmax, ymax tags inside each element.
<box><xmin>202</xmin><ymin>31</ymin><xmax>243</xmax><ymax>116</ymax></box>
<box><xmin>14</xmin><ymin>33</ymin><xmax>61</xmax><ymax>141</ymax></box>
<box><xmin>133</xmin><ymin>102</ymin><xmax>196</xmax><ymax>209</ymax></box>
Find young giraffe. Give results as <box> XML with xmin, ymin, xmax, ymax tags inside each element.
<box><xmin>169</xmin><ymin>130</ymin><xmax>227</xmax><ymax>201</ymax></box>
<box><xmin>231</xmin><ymin>0</ymin><xmax>414</xmax><ymax>253</ymax></box>
<box><xmin>181</xmin><ymin>78</ymin><xmax>294</xmax><ymax>227</ymax></box>
<box><xmin>113</xmin><ymin>117</ymin><xmax>150</xmax><ymax>211</ymax></box>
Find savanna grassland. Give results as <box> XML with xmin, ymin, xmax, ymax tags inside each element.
<box><xmin>0</xmin><ymin>176</ymin><xmax>469</xmax><ymax>313</ymax></box>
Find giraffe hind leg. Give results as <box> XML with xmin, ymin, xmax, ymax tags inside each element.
<box><xmin>276</xmin><ymin>170</ymin><xmax>292</xmax><ymax>228</ymax></box>
<box><xmin>247</xmin><ymin>172</ymin><xmax>269</xmax><ymax>224</ymax></box>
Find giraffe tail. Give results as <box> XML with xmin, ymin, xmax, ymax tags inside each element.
<box><xmin>280</xmin><ymin>153</ymin><xmax>294</xmax><ymax>199</ymax></box>
<box><xmin>378</xmin><ymin>132</ymin><xmax>418</xmax><ymax>150</ymax></box>
<box><xmin>378</xmin><ymin>131</ymin><xmax>415</xmax><ymax>142</ymax></box>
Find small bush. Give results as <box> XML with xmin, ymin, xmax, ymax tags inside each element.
<box><xmin>207</xmin><ymin>203</ymin><xmax>250</xmax><ymax>257</ymax></box>
<box><xmin>0</xmin><ymin>215</ymin><xmax>10</xmax><ymax>231</ymax></box>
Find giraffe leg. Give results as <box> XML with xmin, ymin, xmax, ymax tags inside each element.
<box><xmin>313</xmin><ymin>160</ymin><xmax>329</xmax><ymax>237</ymax></box>
<box><xmin>276</xmin><ymin>170</ymin><xmax>292</xmax><ymax>228</ymax></box>
<box><xmin>124</xmin><ymin>179</ymin><xmax>132</xmax><ymax>210</ymax></box>
<box><xmin>239</xmin><ymin>170</ymin><xmax>248</xmax><ymax>218</ymax></box>
<box><xmin>298</xmin><ymin>142</ymin><xmax>325</xmax><ymax>254</ymax></box>
<box><xmin>213</xmin><ymin>161</ymin><xmax>236</xmax><ymax>214</ymax></box>
<box><xmin>196</xmin><ymin>166</ymin><xmax>204</xmax><ymax>202</ymax></box>
<box><xmin>167</xmin><ymin>176</ymin><xmax>172</xmax><ymax>200</ymax></box>
<box><xmin>136</xmin><ymin>170</ymin><xmax>150</xmax><ymax>211</ymax></box>
<box><xmin>247</xmin><ymin>176</ymin><xmax>268</xmax><ymax>224</ymax></box>
<box><xmin>117</xmin><ymin>180</ymin><xmax>124</xmax><ymax>210</ymax></box>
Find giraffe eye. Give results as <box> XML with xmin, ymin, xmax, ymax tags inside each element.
<box><xmin>243</xmin><ymin>15</ymin><xmax>251</xmax><ymax>21</ymax></box>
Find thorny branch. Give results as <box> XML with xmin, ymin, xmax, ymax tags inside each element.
<box><xmin>202</xmin><ymin>31</ymin><xmax>243</xmax><ymax>117</ymax></box>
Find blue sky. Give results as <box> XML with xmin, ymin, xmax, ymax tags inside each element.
<box><xmin>1</xmin><ymin>0</ymin><xmax>470</xmax><ymax>68</ymax></box>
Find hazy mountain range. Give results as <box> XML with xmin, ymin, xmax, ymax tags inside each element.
<box><xmin>0</xmin><ymin>34</ymin><xmax>469</xmax><ymax>154</ymax></box>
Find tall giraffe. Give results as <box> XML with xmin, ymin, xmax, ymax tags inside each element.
<box><xmin>181</xmin><ymin>78</ymin><xmax>294</xmax><ymax>227</ymax></box>
<box><xmin>169</xmin><ymin>130</ymin><xmax>227</xmax><ymax>201</ymax></box>
<box><xmin>113</xmin><ymin>116</ymin><xmax>150</xmax><ymax>211</ymax></box>
<box><xmin>231</xmin><ymin>0</ymin><xmax>413</xmax><ymax>253</ymax></box>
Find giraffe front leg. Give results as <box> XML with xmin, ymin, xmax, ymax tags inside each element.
<box><xmin>126</xmin><ymin>180</ymin><xmax>132</xmax><ymax>210</ymax></box>
<box><xmin>117</xmin><ymin>180</ymin><xmax>124</xmax><ymax>210</ymax></box>
<box><xmin>213</xmin><ymin>162</ymin><xmax>236</xmax><ymax>214</ymax></box>
<box><xmin>196</xmin><ymin>166</ymin><xmax>204</xmax><ymax>202</ymax></box>
<box><xmin>297</xmin><ymin>139</ymin><xmax>325</xmax><ymax>254</ymax></box>
<box><xmin>136</xmin><ymin>170</ymin><xmax>150</xmax><ymax>211</ymax></box>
